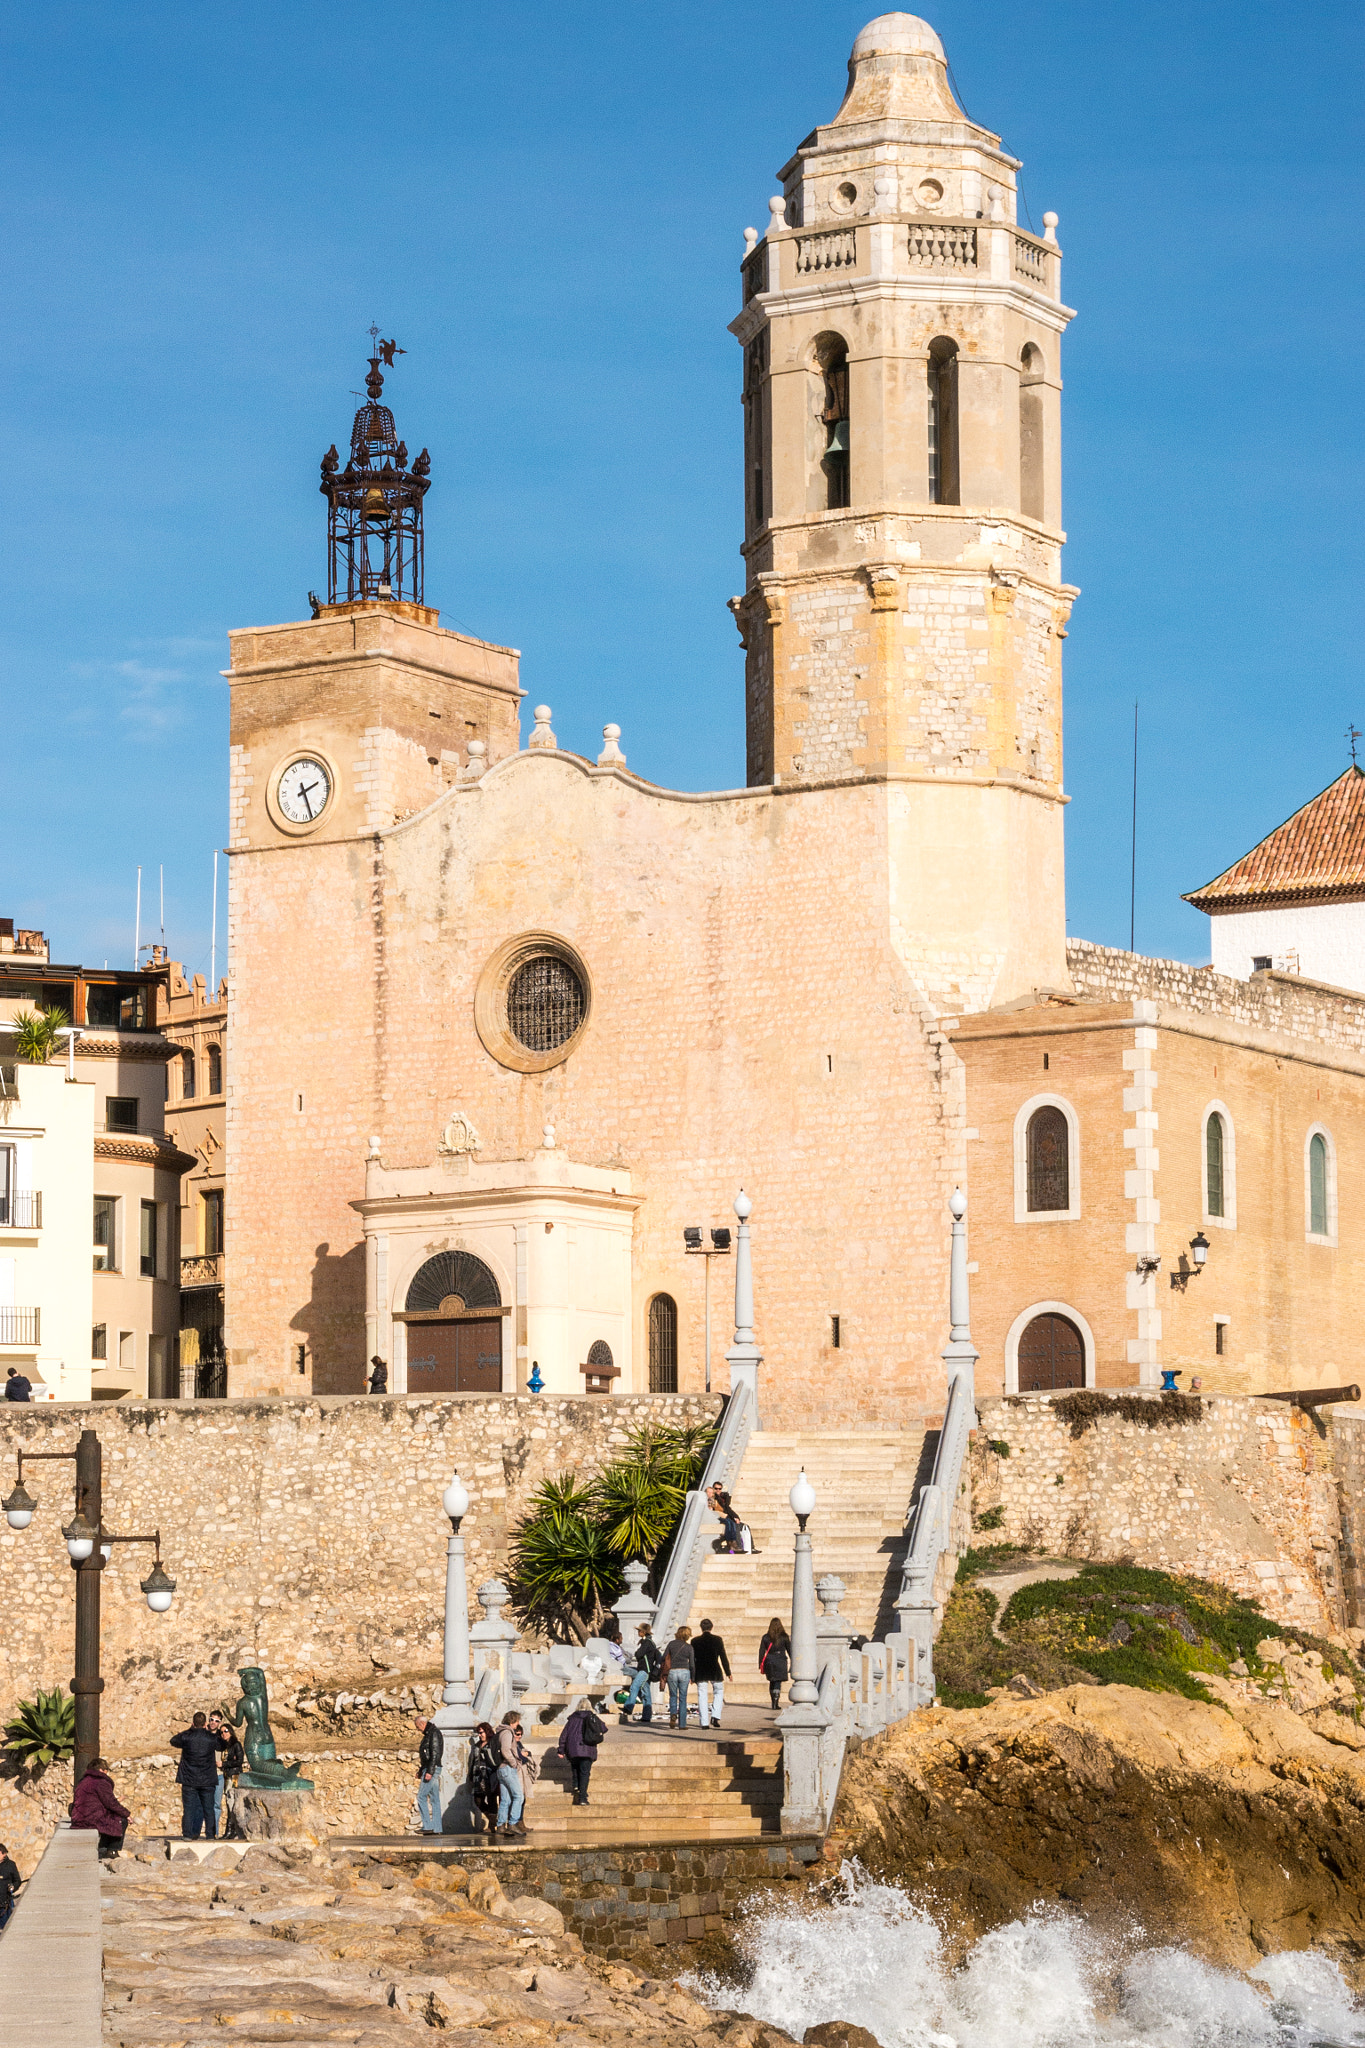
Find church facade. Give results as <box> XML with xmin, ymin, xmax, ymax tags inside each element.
<box><xmin>224</xmin><ymin>15</ymin><xmax>1365</xmax><ymax>1420</ymax></box>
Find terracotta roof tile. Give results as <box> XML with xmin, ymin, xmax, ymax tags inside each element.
<box><xmin>1184</xmin><ymin>766</ymin><xmax>1365</xmax><ymax>913</ymax></box>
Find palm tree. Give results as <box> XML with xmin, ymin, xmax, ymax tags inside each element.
<box><xmin>12</xmin><ymin>1006</ymin><xmax>69</xmax><ymax>1065</ymax></box>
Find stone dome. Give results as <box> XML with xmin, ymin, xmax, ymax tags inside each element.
<box><xmin>850</xmin><ymin>13</ymin><xmax>946</xmax><ymax>64</ymax></box>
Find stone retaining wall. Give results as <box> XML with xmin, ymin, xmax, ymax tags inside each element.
<box><xmin>0</xmin><ymin>1392</ymin><xmax>719</xmax><ymax>1752</ymax></box>
<box><xmin>972</xmin><ymin>1393</ymin><xmax>1362</xmax><ymax>1635</ymax></box>
<box><xmin>376</xmin><ymin>1838</ymin><xmax>823</xmax><ymax>1957</ymax></box>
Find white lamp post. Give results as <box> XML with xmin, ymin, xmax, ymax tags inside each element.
<box><xmin>724</xmin><ymin>1189</ymin><xmax>762</xmax><ymax>1415</ymax></box>
<box><xmin>438</xmin><ymin>1471</ymin><xmax>474</xmax><ymax>1722</ymax></box>
<box><xmin>776</xmin><ymin>1465</ymin><xmax>831</xmax><ymax>1832</ymax></box>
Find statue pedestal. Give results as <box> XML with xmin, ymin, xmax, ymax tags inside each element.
<box><xmin>233</xmin><ymin>1785</ymin><xmax>320</xmax><ymax>1842</ymax></box>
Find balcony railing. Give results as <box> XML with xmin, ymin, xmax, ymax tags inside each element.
<box><xmin>181</xmin><ymin>1253</ymin><xmax>224</xmax><ymax>1288</ymax></box>
<box><xmin>0</xmin><ymin>1191</ymin><xmax>41</xmax><ymax>1230</ymax></box>
<box><xmin>795</xmin><ymin>228</ymin><xmax>857</xmax><ymax>276</ymax></box>
<box><xmin>907</xmin><ymin>222</ymin><xmax>977</xmax><ymax>271</ymax></box>
<box><xmin>0</xmin><ymin>1308</ymin><xmax>39</xmax><ymax>1346</ymax></box>
<box><xmin>1012</xmin><ymin>232</ymin><xmax>1048</xmax><ymax>285</ymax></box>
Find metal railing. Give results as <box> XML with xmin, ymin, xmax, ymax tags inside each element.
<box><xmin>651</xmin><ymin>1379</ymin><xmax>754</xmax><ymax>1643</ymax></box>
<box><xmin>0</xmin><ymin>1191</ymin><xmax>41</xmax><ymax>1229</ymax></box>
<box><xmin>181</xmin><ymin>1253</ymin><xmax>223</xmax><ymax>1287</ymax></box>
<box><xmin>0</xmin><ymin>1308</ymin><xmax>40</xmax><ymax>1345</ymax></box>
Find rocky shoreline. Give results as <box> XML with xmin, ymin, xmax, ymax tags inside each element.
<box><xmin>829</xmin><ymin>1678</ymin><xmax>1365</xmax><ymax>1979</ymax></box>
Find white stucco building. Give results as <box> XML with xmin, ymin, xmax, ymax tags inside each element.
<box><xmin>1186</xmin><ymin>766</ymin><xmax>1365</xmax><ymax>994</ymax></box>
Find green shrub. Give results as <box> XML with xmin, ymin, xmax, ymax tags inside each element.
<box><xmin>12</xmin><ymin>1006</ymin><xmax>70</xmax><ymax>1066</ymax></box>
<box><xmin>988</xmin><ymin>1440</ymin><xmax>1010</xmax><ymax>1458</ymax></box>
<box><xmin>4</xmin><ymin>1687</ymin><xmax>75</xmax><ymax>1766</ymax></box>
<box><xmin>507</xmin><ymin>1422</ymin><xmax>716</xmax><ymax>1642</ymax></box>
<box><xmin>974</xmin><ymin>1504</ymin><xmax>1004</xmax><ymax>1531</ymax></box>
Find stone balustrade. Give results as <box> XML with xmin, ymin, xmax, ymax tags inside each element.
<box><xmin>750</xmin><ymin>218</ymin><xmax>1062</xmax><ymax>301</ymax></box>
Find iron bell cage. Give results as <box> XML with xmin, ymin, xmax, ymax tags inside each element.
<box><xmin>321</xmin><ymin>352</ymin><xmax>430</xmax><ymax>606</ymax></box>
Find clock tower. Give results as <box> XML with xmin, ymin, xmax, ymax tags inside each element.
<box><xmin>223</xmin><ymin>347</ymin><xmax>522</xmax><ymax>1395</ymax></box>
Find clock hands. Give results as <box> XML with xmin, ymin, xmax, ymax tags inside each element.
<box><xmin>298</xmin><ymin>780</ymin><xmax>317</xmax><ymax>820</ymax></box>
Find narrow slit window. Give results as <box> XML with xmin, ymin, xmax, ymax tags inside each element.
<box><xmin>1310</xmin><ymin>1132</ymin><xmax>1329</xmax><ymax>1236</ymax></box>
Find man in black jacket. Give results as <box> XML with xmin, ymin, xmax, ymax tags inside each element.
<box><xmin>692</xmin><ymin>1618</ymin><xmax>732</xmax><ymax>1729</ymax></box>
<box><xmin>414</xmin><ymin>1714</ymin><xmax>444</xmax><ymax>1834</ymax></box>
<box><xmin>170</xmin><ymin>1713</ymin><xmax>228</xmax><ymax>1839</ymax></box>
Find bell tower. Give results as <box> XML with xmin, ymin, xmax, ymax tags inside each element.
<box><xmin>730</xmin><ymin>12</ymin><xmax>1077</xmax><ymax>1009</ymax></box>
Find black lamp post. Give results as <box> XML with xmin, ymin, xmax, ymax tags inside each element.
<box><xmin>3</xmin><ymin>1427</ymin><xmax>176</xmax><ymax>1787</ymax></box>
<box><xmin>684</xmin><ymin>1224</ymin><xmax>733</xmax><ymax>1392</ymax></box>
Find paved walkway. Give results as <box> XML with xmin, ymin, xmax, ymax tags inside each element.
<box><xmin>0</xmin><ymin>1825</ymin><xmax>102</xmax><ymax>2048</ymax></box>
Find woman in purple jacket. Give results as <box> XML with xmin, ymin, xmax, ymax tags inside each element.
<box><xmin>70</xmin><ymin>1760</ymin><xmax>131</xmax><ymax>1859</ymax></box>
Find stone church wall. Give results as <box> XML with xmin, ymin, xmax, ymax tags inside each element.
<box><xmin>1068</xmin><ymin>939</ymin><xmax>1365</xmax><ymax>1058</ymax></box>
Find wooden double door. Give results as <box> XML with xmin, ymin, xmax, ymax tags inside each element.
<box><xmin>1016</xmin><ymin>1312</ymin><xmax>1085</xmax><ymax>1392</ymax></box>
<box><xmin>406</xmin><ymin>1317</ymin><xmax>503</xmax><ymax>1393</ymax></box>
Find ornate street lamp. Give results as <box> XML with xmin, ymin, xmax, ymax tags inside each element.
<box><xmin>3</xmin><ymin>1429</ymin><xmax>177</xmax><ymax>1785</ymax></box>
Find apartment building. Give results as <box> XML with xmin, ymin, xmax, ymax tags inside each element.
<box><xmin>0</xmin><ymin>919</ymin><xmax>192</xmax><ymax>1400</ymax></box>
<box><xmin>158</xmin><ymin>958</ymin><xmax>227</xmax><ymax>1398</ymax></box>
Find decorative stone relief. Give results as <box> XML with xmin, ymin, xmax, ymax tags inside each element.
<box><xmin>438</xmin><ymin>1109</ymin><xmax>483</xmax><ymax>1157</ymax></box>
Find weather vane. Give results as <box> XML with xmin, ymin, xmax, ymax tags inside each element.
<box><xmin>1348</xmin><ymin>724</ymin><xmax>1361</xmax><ymax>767</ymax></box>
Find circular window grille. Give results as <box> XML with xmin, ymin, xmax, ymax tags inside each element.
<box><xmin>587</xmin><ymin>1340</ymin><xmax>614</xmax><ymax>1370</ymax></box>
<box><xmin>474</xmin><ymin>932</ymin><xmax>593</xmax><ymax>1074</ymax></box>
<box><xmin>506</xmin><ymin>954</ymin><xmax>585</xmax><ymax>1053</ymax></box>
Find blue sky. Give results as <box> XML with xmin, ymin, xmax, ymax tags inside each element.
<box><xmin>3</xmin><ymin>1</ymin><xmax>1362</xmax><ymax>978</ymax></box>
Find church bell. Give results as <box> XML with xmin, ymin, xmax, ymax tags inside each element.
<box><xmin>825</xmin><ymin>419</ymin><xmax>850</xmax><ymax>457</ymax></box>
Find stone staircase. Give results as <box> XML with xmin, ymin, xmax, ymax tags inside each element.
<box><xmin>683</xmin><ymin>1431</ymin><xmax>925</xmax><ymax>1704</ymax></box>
<box><xmin>515</xmin><ymin>1722</ymin><xmax>783</xmax><ymax>1841</ymax></box>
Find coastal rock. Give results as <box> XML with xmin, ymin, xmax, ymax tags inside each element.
<box><xmin>805</xmin><ymin>2022</ymin><xmax>882</xmax><ymax>2048</ymax></box>
<box><xmin>830</xmin><ymin>1683</ymin><xmax>1365</xmax><ymax>1979</ymax></box>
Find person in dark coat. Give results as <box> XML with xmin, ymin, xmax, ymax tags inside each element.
<box><xmin>759</xmin><ymin>1618</ymin><xmax>791</xmax><ymax>1710</ymax></box>
<box><xmin>619</xmin><ymin>1622</ymin><xmax>660</xmax><ymax>1724</ymax></box>
<box><xmin>207</xmin><ymin>1711</ymin><xmax>244</xmax><ymax>1837</ymax></box>
<box><xmin>692</xmin><ymin>1618</ymin><xmax>732</xmax><ymax>1728</ymax></box>
<box><xmin>557</xmin><ymin>1705</ymin><xmax>603</xmax><ymax>1806</ymax></box>
<box><xmin>368</xmin><ymin>1355</ymin><xmax>388</xmax><ymax>1393</ymax></box>
<box><xmin>70</xmin><ymin>1760</ymin><xmax>131</xmax><ymax>1858</ymax></box>
<box><xmin>4</xmin><ymin>1368</ymin><xmax>31</xmax><ymax>1403</ymax></box>
<box><xmin>467</xmin><ymin>1722</ymin><xmax>500</xmax><ymax>1832</ymax></box>
<box><xmin>413</xmin><ymin>1714</ymin><xmax>444</xmax><ymax>1834</ymax></box>
<box><xmin>0</xmin><ymin>1845</ymin><xmax>22</xmax><ymax>1927</ymax></box>
<box><xmin>170</xmin><ymin>1713</ymin><xmax>228</xmax><ymax>1839</ymax></box>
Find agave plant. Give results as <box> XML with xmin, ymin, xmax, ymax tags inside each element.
<box><xmin>4</xmin><ymin>1687</ymin><xmax>75</xmax><ymax>1767</ymax></box>
<box><xmin>12</xmin><ymin>1006</ymin><xmax>70</xmax><ymax>1066</ymax></box>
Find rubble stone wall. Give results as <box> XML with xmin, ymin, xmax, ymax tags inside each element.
<box><xmin>971</xmin><ymin>1393</ymin><xmax>1363</xmax><ymax>1635</ymax></box>
<box><xmin>0</xmin><ymin>1392</ymin><xmax>719</xmax><ymax>1751</ymax></box>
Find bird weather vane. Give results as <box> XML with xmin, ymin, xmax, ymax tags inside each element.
<box><xmin>1348</xmin><ymin>724</ymin><xmax>1362</xmax><ymax>767</ymax></box>
<box><xmin>368</xmin><ymin>322</ymin><xmax>406</xmax><ymax>368</ymax></box>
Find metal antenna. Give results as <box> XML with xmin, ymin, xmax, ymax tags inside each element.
<box><xmin>1348</xmin><ymin>724</ymin><xmax>1361</xmax><ymax>767</ymax></box>
<box><xmin>1130</xmin><ymin>701</ymin><xmax>1139</xmax><ymax>954</ymax></box>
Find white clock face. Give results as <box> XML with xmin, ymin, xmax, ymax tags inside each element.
<box><xmin>277</xmin><ymin>756</ymin><xmax>332</xmax><ymax>826</ymax></box>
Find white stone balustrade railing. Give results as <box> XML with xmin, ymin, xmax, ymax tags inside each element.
<box><xmin>779</xmin><ymin>1191</ymin><xmax>978</xmax><ymax>1836</ymax></box>
<box><xmin>749</xmin><ymin>217</ymin><xmax>1062</xmax><ymax>302</ymax></box>
<box><xmin>651</xmin><ymin>1375</ymin><xmax>755</xmax><ymax>1644</ymax></box>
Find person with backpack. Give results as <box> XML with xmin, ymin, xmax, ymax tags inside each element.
<box><xmin>495</xmin><ymin>1711</ymin><xmax>534</xmax><ymax>1836</ymax></box>
<box><xmin>557</xmin><ymin>1702</ymin><xmax>605</xmax><ymax>1805</ymax></box>
<box><xmin>759</xmin><ymin>1617</ymin><xmax>791</xmax><ymax>1709</ymax></box>
<box><xmin>619</xmin><ymin>1622</ymin><xmax>661</xmax><ymax>1724</ymax></box>
<box><xmin>662</xmin><ymin>1624</ymin><xmax>695</xmax><ymax>1728</ymax></box>
<box><xmin>467</xmin><ymin>1722</ymin><xmax>500</xmax><ymax>1832</ymax></box>
<box><xmin>692</xmin><ymin>1618</ymin><xmax>732</xmax><ymax>1728</ymax></box>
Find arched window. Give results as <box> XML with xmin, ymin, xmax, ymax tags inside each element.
<box><xmin>816</xmin><ymin>336</ymin><xmax>850</xmax><ymax>510</ymax></box>
<box><xmin>1308</xmin><ymin>1130</ymin><xmax>1333</xmax><ymax>1241</ymax></box>
<box><xmin>744</xmin><ymin>328</ymin><xmax>769</xmax><ymax>533</ymax></box>
<box><xmin>1206</xmin><ymin>1112</ymin><xmax>1225</xmax><ymax>1219</ymax></box>
<box><xmin>406</xmin><ymin>1249</ymin><xmax>502</xmax><ymax>1313</ymax></box>
<box><xmin>648</xmin><ymin>1293</ymin><xmax>678</xmax><ymax>1393</ymax></box>
<box><xmin>207</xmin><ymin>1043</ymin><xmax>222</xmax><ymax>1096</ymax></box>
<box><xmin>927</xmin><ymin>338</ymin><xmax>959</xmax><ymax>505</ymax></box>
<box><xmin>181</xmin><ymin>1049</ymin><xmax>196</xmax><ymax>1100</ymax></box>
<box><xmin>1016</xmin><ymin>1311</ymin><xmax>1086</xmax><ymax>1392</ymax></box>
<box><xmin>1027</xmin><ymin>1105</ymin><xmax>1070</xmax><ymax>1212</ymax></box>
<box><xmin>1019</xmin><ymin>343</ymin><xmax>1044</xmax><ymax>521</ymax></box>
